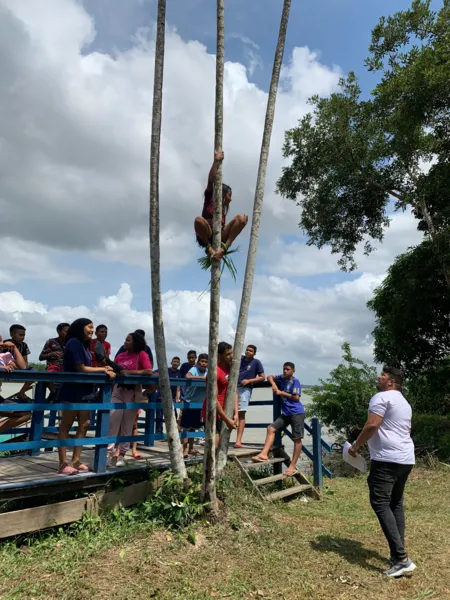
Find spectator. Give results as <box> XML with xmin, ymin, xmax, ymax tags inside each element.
<box><xmin>57</xmin><ymin>318</ymin><xmax>115</xmax><ymax>476</ymax></box>
<box><xmin>201</xmin><ymin>342</ymin><xmax>238</xmax><ymax>447</ymax></box>
<box><xmin>179</xmin><ymin>350</ymin><xmax>197</xmax><ymax>378</ymax></box>
<box><xmin>5</xmin><ymin>324</ymin><xmax>33</xmax><ymax>401</ymax></box>
<box><xmin>181</xmin><ymin>353</ymin><xmax>208</xmax><ymax>457</ymax></box>
<box><xmin>0</xmin><ymin>338</ymin><xmax>30</xmax><ymax>434</ymax></box>
<box><xmin>39</xmin><ymin>323</ymin><xmax>70</xmax><ymax>400</ymax></box>
<box><xmin>252</xmin><ymin>362</ymin><xmax>303</xmax><ymax>477</ymax></box>
<box><xmin>107</xmin><ymin>332</ymin><xmax>153</xmax><ymax>467</ymax></box>
<box><xmin>169</xmin><ymin>357</ymin><xmax>181</xmax><ymax>401</ymax></box>
<box><xmin>90</xmin><ymin>324</ymin><xmax>111</xmax><ymax>367</ymax></box>
<box><xmin>234</xmin><ymin>345</ymin><xmax>265</xmax><ymax>448</ymax></box>
<box><xmin>116</xmin><ymin>329</ymin><xmax>154</xmax><ymax>367</ymax></box>
<box><xmin>179</xmin><ymin>350</ymin><xmax>197</xmax><ymax>401</ymax></box>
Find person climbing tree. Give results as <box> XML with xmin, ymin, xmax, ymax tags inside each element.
<box><xmin>194</xmin><ymin>151</ymin><xmax>248</xmax><ymax>261</ymax></box>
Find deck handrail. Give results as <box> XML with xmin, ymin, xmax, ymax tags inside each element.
<box><xmin>0</xmin><ymin>371</ymin><xmax>331</xmax><ymax>481</ymax></box>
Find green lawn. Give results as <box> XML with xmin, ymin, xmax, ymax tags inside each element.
<box><xmin>0</xmin><ymin>466</ymin><xmax>448</xmax><ymax>599</ymax></box>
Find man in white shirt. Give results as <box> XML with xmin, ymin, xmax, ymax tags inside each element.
<box><xmin>349</xmin><ymin>366</ymin><xmax>416</xmax><ymax>578</ymax></box>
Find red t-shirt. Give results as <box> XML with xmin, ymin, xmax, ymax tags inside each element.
<box><xmin>201</xmin><ymin>364</ymin><xmax>230</xmax><ymax>422</ymax></box>
<box><xmin>201</xmin><ymin>188</ymin><xmax>226</xmax><ymax>226</ymax></box>
<box><xmin>90</xmin><ymin>339</ymin><xmax>111</xmax><ymax>367</ymax></box>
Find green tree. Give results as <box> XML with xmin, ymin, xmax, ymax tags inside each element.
<box><xmin>277</xmin><ymin>0</ymin><xmax>450</xmax><ymax>279</ymax></box>
<box><xmin>368</xmin><ymin>238</ymin><xmax>450</xmax><ymax>376</ymax></box>
<box><xmin>308</xmin><ymin>343</ymin><xmax>377</xmax><ymax>441</ymax></box>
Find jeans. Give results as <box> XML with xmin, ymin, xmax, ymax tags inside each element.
<box><xmin>368</xmin><ymin>460</ymin><xmax>414</xmax><ymax>561</ymax></box>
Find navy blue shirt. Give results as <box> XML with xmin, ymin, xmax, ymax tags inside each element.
<box><xmin>58</xmin><ymin>338</ymin><xmax>94</xmax><ymax>403</ymax></box>
<box><xmin>238</xmin><ymin>356</ymin><xmax>264</xmax><ymax>388</ymax></box>
<box><xmin>168</xmin><ymin>368</ymin><xmax>181</xmax><ymax>400</ymax></box>
<box><xmin>274</xmin><ymin>375</ymin><xmax>303</xmax><ymax>415</ymax></box>
<box><xmin>179</xmin><ymin>362</ymin><xmax>193</xmax><ymax>378</ymax></box>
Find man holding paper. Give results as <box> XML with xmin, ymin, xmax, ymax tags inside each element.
<box><xmin>349</xmin><ymin>366</ymin><xmax>416</xmax><ymax>578</ymax></box>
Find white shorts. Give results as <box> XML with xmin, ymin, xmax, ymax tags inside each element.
<box><xmin>238</xmin><ymin>386</ymin><xmax>252</xmax><ymax>412</ymax></box>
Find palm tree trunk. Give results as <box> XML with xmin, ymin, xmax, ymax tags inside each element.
<box><xmin>201</xmin><ymin>0</ymin><xmax>225</xmax><ymax>510</ymax></box>
<box><xmin>216</xmin><ymin>0</ymin><xmax>292</xmax><ymax>475</ymax></box>
<box><xmin>149</xmin><ymin>0</ymin><xmax>187</xmax><ymax>480</ymax></box>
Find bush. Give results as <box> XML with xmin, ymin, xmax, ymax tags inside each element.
<box><xmin>307</xmin><ymin>342</ymin><xmax>377</xmax><ymax>441</ymax></box>
<box><xmin>411</xmin><ymin>414</ymin><xmax>450</xmax><ymax>461</ymax></box>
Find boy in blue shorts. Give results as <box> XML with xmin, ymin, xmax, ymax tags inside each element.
<box><xmin>252</xmin><ymin>362</ymin><xmax>304</xmax><ymax>477</ymax></box>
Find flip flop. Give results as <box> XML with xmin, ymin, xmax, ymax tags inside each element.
<box><xmin>188</xmin><ymin>449</ymin><xmax>201</xmax><ymax>456</ymax></box>
<box><xmin>251</xmin><ymin>456</ymin><xmax>269</xmax><ymax>463</ymax></box>
<box><xmin>132</xmin><ymin>453</ymin><xmax>143</xmax><ymax>460</ymax></box>
<box><xmin>58</xmin><ymin>465</ymin><xmax>79</xmax><ymax>476</ymax></box>
<box><xmin>73</xmin><ymin>463</ymin><xmax>90</xmax><ymax>472</ymax></box>
<box><xmin>284</xmin><ymin>469</ymin><xmax>300</xmax><ymax>477</ymax></box>
<box><xmin>233</xmin><ymin>443</ymin><xmax>243</xmax><ymax>448</ymax></box>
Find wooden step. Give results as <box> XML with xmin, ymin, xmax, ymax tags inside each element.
<box><xmin>240</xmin><ymin>457</ymin><xmax>285</xmax><ymax>469</ymax></box>
<box><xmin>253</xmin><ymin>473</ymin><xmax>286</xmax><ymax>486</ymax></box>
<box><xmin>266</xmin><ymin>484</ymin><xmax>313</xmax><ymax>502</ymax></box>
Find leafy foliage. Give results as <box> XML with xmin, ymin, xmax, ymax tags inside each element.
<box><xmin>277</xmin><ymin>0</ymin><xmax>450</xmax><ymax>271</ymax></box>
<box><xmin>412</xmin><ymin>413</ymin><xmax>450</xmax><ymax>460</ymax></box>
<box><xmin>198</xmin><ymin>245</ymin><xmax>240</xmax><ymax>282</ymax></box>
<box><xmin>138</xmin><ymin>470</ymin><xmax>206</xmax><ymax>529</ymax></box>
<box><xmin>308</xmin><ymin>343</ymin><xmax>377</xmax><ymax>440</ymax></box>
<box><xmin>368</xmin><ymin>238</ymin><xmax>450</xmax><ymax>376</ymax></box>
<box><xmin>407</xmin><ymin>359</ymin><xmax>450</xmax><ymax>416</ymax></box>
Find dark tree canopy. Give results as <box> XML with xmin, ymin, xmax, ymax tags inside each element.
<box><xmin>277</xmin><ymin>0</ymin><xmax>450</xmax><ymax>271</ymax></box>
<box><xmin>368</xmin><ymin>238</ymin><xmax>450</xmax><ymax>376</ymax></box>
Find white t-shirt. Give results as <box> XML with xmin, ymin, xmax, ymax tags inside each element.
<box><xmin>367</xmin><ymin>390</ymin><xmax>415</xmax><ymax>465</ymax></box>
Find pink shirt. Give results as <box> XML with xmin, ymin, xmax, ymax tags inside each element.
<box><xmin>115</xmin><ymin>351</ymin><xmax>152</xmax><ymax>371</ymax></box>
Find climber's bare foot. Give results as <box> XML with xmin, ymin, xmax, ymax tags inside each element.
<box><xmin>213</xmin><ymin>247</ymin><xmax>225</xmax><ymax>261</ymax></box>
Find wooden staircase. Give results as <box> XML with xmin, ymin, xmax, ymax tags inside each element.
<box><xmin>233</xmin><ymin>448</ymin><xmax>320</xmax><ymax>502</ymax></box>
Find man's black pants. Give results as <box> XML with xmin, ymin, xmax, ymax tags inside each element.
<box><xmin>368</xmin><ymin>460</ymin><xmax>413</xmax><ymax>561</ymax></box>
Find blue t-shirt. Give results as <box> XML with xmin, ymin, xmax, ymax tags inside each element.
<box><xmin>274</xmin><ymin>375</ymin><xmax>304</xmax><ymax>415</ymax></box>
<box><xmin>238</xmin><ymin>356</ymin><xmax>264</xmax><ymax>388</ymax></box>
<box><xmin>58</xmin><ymin>338</ymin><xmax>94</xmax><ymax>403</ymax></box>
<box><xmin>184</xmin><ymin>366</ymin><xmax>208</xmax><ymax>403</ymax></box>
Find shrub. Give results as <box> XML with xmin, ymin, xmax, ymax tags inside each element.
<box><xmin>307</xmin><ymin>342</ymin><xmax>377</xmax><ymax>441</ymax></box>
<box><xmin>411</xmin><ymin>414</ymin><xmax>450</xmax><ymax>461</ymax></box>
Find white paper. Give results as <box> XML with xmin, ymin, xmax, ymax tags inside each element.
<box><xmin>343</xmin><ymin>441</ymin><xmax>367</xmax><ymax>473</ymax></box>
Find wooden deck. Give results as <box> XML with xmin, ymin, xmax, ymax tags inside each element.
<box><xmin>0</xmin><ymin>442</ymin><xmax>263</xmax><ymax>501</ymax></box>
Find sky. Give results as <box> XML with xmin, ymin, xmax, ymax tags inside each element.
<box><xmin>0</xmin><ymin>0</ymin><xmax>430</xmax><ymax>382</ymax></box>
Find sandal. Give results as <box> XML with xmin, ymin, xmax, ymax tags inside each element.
<box><xmin>58</xmin><ymin>465</ymin><xmax>79</xmax><ymax>476</ymax></box>
<box><xmin>284</xmin><ymin>468</ymin><xmax>300</xmax><ymax>477</ymax></box>
<box><xmin>132</xmin><ymin>453</ymin><xmax>143</xmax><ymax>460</ymax></box>
<box><xmin>188</xmin><ymin>449</ymin><xmax>201</xmax><ymax>456</ymax></box>
<box><xmin>72</xmin><ymin>463</ymin><xmax>90</xmax><ymax>472</ymax></box>
<box><xmin>251</xmin><ymin>455</ymin><xmax>269</xmax><ymax>463</ymax></box>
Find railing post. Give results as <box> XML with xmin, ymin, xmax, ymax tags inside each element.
<box><xmin>312</xmin><ymin>417</ymin><xmax>323</xmax><ymax>488</ymax></box>
<box><xmin>28</xmin><ymin>381</ymin><xmax>46</xmax><ymax>457</ymax></box>
<box><xmin>273</xmin><ymin>391</ymin><xmax>282</xmax><ymax>447</ymax></box>
<box><xmin>93</xmin><ymin>385</ymin><xmax>112</xmax><ymax>473</ymax></box>
<box><xmin>145</xmin><ymin>390</ymin><xmax>156</xmax><ymax>447</ymax></box>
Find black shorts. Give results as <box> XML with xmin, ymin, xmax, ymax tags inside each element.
<box><xmin>272</xmin><ymin>413</ymin><xmax>304</xmax><ymax>440</ymax></box>
<box><xmin>180</xmin><ymin>408</ymin><xmax>202</xmax><ymax>431</ymax></box>
<box><xmin>200</xmin><ymin>418</ymin><xmax>222</xmax><ymax>433</ymax></box>
<box><xmin>196</xmin><ymin>235</ymin><xmax>210</xmax><ymax>249</ymax></box>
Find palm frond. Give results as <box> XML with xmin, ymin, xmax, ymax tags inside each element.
<box><xmin>197</xmin><ymin>245</ymin><xmax>240</xmax><ymax>285</ymax></box>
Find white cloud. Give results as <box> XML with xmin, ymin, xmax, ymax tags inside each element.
<box><xmin>0</xmin><ymin>283</ymin><xmax>236</xmax><ymax>366</ymax></box>
<box><xmin>263</xmin><ymin>210</ymin><xmax>424</xmax><ymax>278</ymax></box>
<box><xmin>0</xmin><ymin>0</ymin><xmax>342</xmax><ymax>271</ymax></box>
<box><xmin>0</xmin><ymin>238</ymin><xmax>89</xmax><ymax>284</ymax></box>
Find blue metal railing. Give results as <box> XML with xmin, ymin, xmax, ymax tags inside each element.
<box><xmin>0</xmin><ymin>371</ymin><xmax>331</xmax><ymax>482</ymax></box>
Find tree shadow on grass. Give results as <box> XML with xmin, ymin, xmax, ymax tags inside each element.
<box><xmin>310</xmin><ymin>535</ymin><xmax>386</xmax><ymax>572</ymax></box>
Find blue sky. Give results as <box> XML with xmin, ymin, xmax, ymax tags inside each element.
<box><xmin>0</xmin><ymin>0</ymin><xmax>428</xmax><ymax>378</ymax></box>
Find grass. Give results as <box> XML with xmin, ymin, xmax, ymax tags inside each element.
<box><xmin>0</xmin><ymin>466</ymin><xmax>449</xmax><ymax>599</ymax></box>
